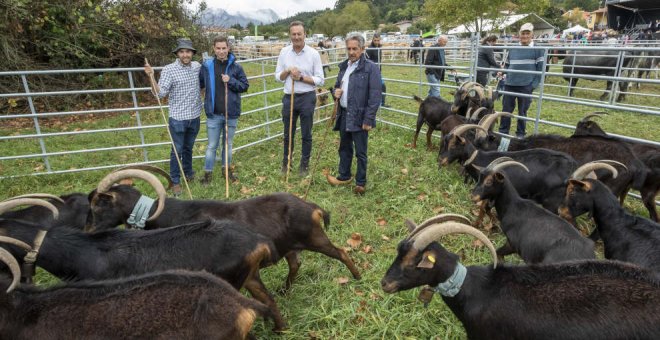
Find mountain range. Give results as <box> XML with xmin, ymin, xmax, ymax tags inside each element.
<box><xmin>200</xmin><ymin>8</ymin><xmax>281</xmax><ymax>27</ymax></box>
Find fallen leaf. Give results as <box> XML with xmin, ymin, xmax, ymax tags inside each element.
<box><xmin>472</xmin><ymin>239</ymin><xmax>484</xmax><ymax>248</ymax></box>
<box><xmin>361</xmin><ymin>261</ymin><xmax>371</xmax><ymax>270</ymax></box>
<box><xmin>240</xmin><ymin>186</ymin><xmax>253</xmax><ymax>195</ymax></box>
<box><xmin>256</xmin><ymin>176</ymin><xmax>266</xmax><ymax>184</ymax></box>
<box><xmin>381</xmin><ymin>234</ymin><xmax>390</xmax><ymax>241</ymax></box>
<box><xmin>376</xmin><ymin>217</ymin><xmax>387</xmax><ymax>226</ymax></box>
<box><xmin>401</xmin><ymin>168</ymin><xmax>409</xmax><ymax>175</ymax></box>
<box><xmin>347</xmin><ymin>233</ymin><xmax>362</xmax><ymax>249</ymax></box>
<box><xmin>432</xmin><ymin>205</ymin><xmax>445</xmax><ymax>213</ymax></box>
<box><xmin>471</xmin><ymin>208</ymin><xmax>481</xmax><ymax>216</ymax></box>
<box><xmin>336</xmin><ymin>277</ymin><xmax>349</xmax><ymax>285</ymax></box>
<box><xmin>362</xmin><ymin>245</ymin><xmax>372</xmax><ymax>254</ymax></box>
<box><xmin>417</xmin><ymin>193</ymin><xmax>427</xmax><ymax>201</ymax></box>
<box><xmin>354</xmin><ymin>289</ymin><xmax>365</xmax><ymax>296</ymax></box>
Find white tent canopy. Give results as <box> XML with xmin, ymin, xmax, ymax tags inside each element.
<box><xmin>563</xmin><ymin>24</ymin><xmax>591</xmax><ymax>34</ymax></box>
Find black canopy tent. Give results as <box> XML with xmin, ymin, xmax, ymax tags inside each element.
<box><xmin>606</xmin><ymin>0</ymin><xmax>660</xmax><ymax>30</ymax></box>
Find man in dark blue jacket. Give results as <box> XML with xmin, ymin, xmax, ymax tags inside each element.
<box><xmin>199</xmin><ymin>36</ymin><xmax>249</xmax><ymax>185</ymax></box>
<box><xmin>326</xmin><ymin>33</ymin><xmax>382</xmax><ymax>194</ymax></box>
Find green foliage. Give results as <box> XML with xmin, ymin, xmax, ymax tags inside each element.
<box><xmin>563</xmin><ymin>0</ymin><xmax>600</xmax><ymax>11</ymax></box>
<box><xmin>543</xmin><ymin>6</ymin><xmax>570</xmax><ymax>30</ymax></box>
<box><xmin>408</xmin><ymin>19</ymin><xmax>433</xmax><ymax>35</ymax></box>
<box><xmin>313</xmin><ymin>1</ymin><xmax>374</xmax><ymax>37</ymax></box>
<box><xmin>380</xmin><ymin>23</ymin><xmax>401</xmax><ymax>33</ymax></box>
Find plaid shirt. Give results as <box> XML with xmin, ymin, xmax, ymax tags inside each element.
<box><xmin>158</xmin><ymin>59</ymin><xmax>202</xmax><ymax>120</ymax></box>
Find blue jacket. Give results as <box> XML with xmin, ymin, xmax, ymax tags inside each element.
<box><xmin>199</xmin><ymin>53</ymin><xmax>249</xmax><ymax>119</ymax></box>
<box><xmin>333</xmin><ymin>54</ymin><xmax>382</xmax><ymax>132</ymax></box>
<box><xmin>504</xmin><ymin>47</ymin><xmax>544</xmax><ymax>89</ymax></box>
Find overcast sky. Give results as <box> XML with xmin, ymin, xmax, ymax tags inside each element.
<box><xmin>203</xmin><ymin>0</ymin><xmax>336</xmax><ymax>19</ymax></box>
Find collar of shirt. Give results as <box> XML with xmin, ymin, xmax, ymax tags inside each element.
<box><xmin>340</xmin><ymin>60</ymin><xmax>359</xmax><ymax>108</ymax></box>
<box><xmin>175</xmin><ymin>58</ymin><xmax>193</xmax><ymax>68</ymax></box>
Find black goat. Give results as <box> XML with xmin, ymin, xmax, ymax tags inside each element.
<box><xmin>559</xmin><ymin>177</ymin><xmax>660</xmax><ymax>272</ymax></box>
<box><xmin>0</xmin><ymin>217</ymin><xmax>287</xmax><ymax>331</ymax></box>
<box><xmin>450</xmin><ymin>82</ymin><xmax>494</xmax><ymax>117</ymax></box>
<box><xmin>85</xmin><ymin>169</ymin><xmax>361</xmax><ymax>292</ymax></box>
<box><xmin>471</xmin><ymin>160</ymin><xmax>595</xmax><ymax>264</ymax></box>
<box><xmin>412</xmin><ymin>95</ymin><xmax>454</xmax><ymax>149</ymax></box>
<box><xmin>0</xmin><ymin>194</ymin><xmax>89</xmax><ymax>229</ymax></box>
<box><xmin>0</xmin><ymin>247</ymin><xmax>270</xmax><ymax>340</ymax></box>
<box><xmin>573</xmin><ymin>115</ymin><xmax>659</xmax><ymax>222</ymax></box>
<box><xmin>381</xmin><ymin>218</ymin><xmax>660</xmax><ymax>340</ymax></box>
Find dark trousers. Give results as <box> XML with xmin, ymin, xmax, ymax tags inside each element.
<box><xmin>282</xmin><ymin>91</ymin><xmax>316</xmax><ymax>168</ymax></box>
<box><xmin>168</xmin><ymin>117</ymin><xmax>200</xmax><ymax>184</ymax></box>
<box><xmin>499</xmin><ymin>84</ymin><xmax>533</xmax><ymax>137</ymax></box>
<box><xmin>337</xmin><ymin>111</ymin><xmax>369</xmax><ymax>186</ymax></box>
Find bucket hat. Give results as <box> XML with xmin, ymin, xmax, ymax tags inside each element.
<box><xmin>172</xmin><ymin>38</ymin><xmax>197</xmax><ymax>55</ymax></box>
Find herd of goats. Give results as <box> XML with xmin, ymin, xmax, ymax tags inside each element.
<box><xmin>0</xmin><ymin>81</ymin><xmax>659</xmax><ymax>339</ymax></box>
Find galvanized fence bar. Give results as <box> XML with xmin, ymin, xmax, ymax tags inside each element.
<box><xmin>127</xmin><ymin>71</ymin><xmax>149</xmax><ymax>162</ymax></box>
<box><xmin>20</xmin><ymin>74</ymin><xmax>51</xmax><ymax>172</ymax></box>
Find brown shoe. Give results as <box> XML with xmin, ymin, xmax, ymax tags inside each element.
<box><xmin>172</xmin><ymin>184</ymin><xmax>182</xmax><ymax>197</ymax></box>
<box><xmin>353</xmin><ymin>185</ymin><xmax>366</xmax><ymax>195</ymax></box>
<box><xmin>326</xmin><ymin>174</ymin><xmax>353</xmax><ymax>186</ymax></box>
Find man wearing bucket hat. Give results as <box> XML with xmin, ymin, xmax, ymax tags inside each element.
<box><xmin>496</xmin><ymin>22</ymin><xmax>544</xmax><ymax>139</ymax></box>
<box><xmin>144</xmin><ymin>38</ymin><xmax>203</xmax><ymax>196</ymax></box>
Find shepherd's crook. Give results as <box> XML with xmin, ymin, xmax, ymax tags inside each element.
<box><xmin>224</xmin><ymin>78</ymin><xmax>229</xmax><ymax>198</ymax></box>
<box><xmin>285</xmin><ymin>79</ymin><xmax>295</xmax><ymax>184</ymax></box>
<box><xmin>144</xmin><ymin>58</ymin><xmax>193</xmax><ymax>199</ymax></box>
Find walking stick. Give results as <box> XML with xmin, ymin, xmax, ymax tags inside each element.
<box><xmin>144</xmin><ymin>58</ymin><xmax>193</xmax><ymax>199</ymax></box>
<box><xmin>303</xmin><ymin>91</ymin><xmax>339</xmax><ymax>200</ymax></box>
<box><xmin>285</xmin><ymin>80</ymin><xmax>295</xmax><ymax>184</ymax></box>
<box><xmin>224</xmin><ymin>79</ymin><xmax>229</xmax><ymax>198</ymax></box>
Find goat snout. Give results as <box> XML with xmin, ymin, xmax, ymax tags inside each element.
<box><xmin>470</xmin><ymin>194</ymin><xmax>483</xmax><ymax>203</ymax></box>
<box><xmin>558</xmin><ymin>206</ymin><xmax>575</xmax><ymax>225</ymax></box>
<box><xmin>381</xmin><ymin>278</ymin><xmax>399</xmax><ymax>293</ymax></box>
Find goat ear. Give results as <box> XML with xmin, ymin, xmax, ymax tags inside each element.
<box><xmin>404</xmin><ymin>219</ymin><xmax>417</xmax><ymax>233</ymax></box>
<box><xmin>417</xmin><ymin>251</ymin><xmax>437</xmax><ymax>269</ymax></box>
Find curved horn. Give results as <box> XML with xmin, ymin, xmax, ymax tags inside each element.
<box><xmin>0</xmin><ymin>236</ymin><xmax>33</xmax><ymax>253</ymax></box>
<box><xmin>96</xmin><ymin>169</ymin><xmax>167</xmax><ymax>221</ymax></box>
<box><xmin>477</xmin><ymin>112</ymin><xmax>514</xmax><ymax>138</ymax></box>
<box><xmin>465</xmin><ymin>107</ymin><xmax>473</xmax><ymax>119</ymax></box>
<box><xmin>408</xmin><ymin>214</ymin><xmax>472</xmax><ymax>240</ymax></box>
<box><xmin>0</xmin><ymin>247</ymin><xmax>20</xmax><ymax>293</ymax></box>
<box><xmin>1</xmin><ymin>194</ymin><xmax>64</xmax><ymax>204</ymax></box>
<box><xmin>411</xmin><ymin>222</ymin><xmax>498</xmax><ymax>268</ymax></box>
<box><xmin>114</xmin><ymin>165</ymin><xmax>174</xmax><ymax>190</ymax></box>
<box><xmin>484</xmin><ymin>157</ymin><xmax>515</xmax><ymax>171</ymax></box>
<box><xmin>449</xmin><ymin>124</ymin><xmax>487</xmax><ymax>137</ymax></box>
<box><xmin>0</xmin><ymin>198</ymin><xmax>59</xmax><ymax>220</ymax></box>
<box><xmin>491</xmin><ymin>161</ymin><xmax>529</xmax><ymax>173</ymax></box>
<box><xmin>469</xmin><ymin>107</ymin><xmax>488</xmax><ymax>122</ymax></box>
<box><xmin>579</xmin><ymin>111</ymin><xmax>608</xmax><ymax>123</ymax></box>
<box><xmin>599</xmin><ymin>160</ymin><xmax>627</xmax><ymax>171</ymax></box>
<box><xmin>571</xmin><ymin>161</ymin><xmax>619</xmax><ymax>180</ymax></box>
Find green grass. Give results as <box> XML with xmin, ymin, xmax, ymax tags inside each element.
<box><xmin>0</xmin><ymin>57</ymin><xmax>658</xmax><ymax>339</ymax></box>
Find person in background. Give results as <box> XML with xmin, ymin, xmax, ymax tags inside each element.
<box><xmin>365</xmin><ymin>33</ymin><xmax>388</xmax><ymax>107</ymax></box>
<box><xmin>476</xmin><ymin>35</ymin><xmax>502</xmax><ymax>86</ymax></box>
<box><xmin>424</xmin><ymin>35</ymin><xmax>452</xmax><ymax>98</ymax></box>
<box><xmin>497</xmin><ymin>23</ymin><xmax>544</xmax><ymax>138</ymax></box>
<box><xmin>199</xmin><ymin>36</ymin><xmax>249</xmax><ymax>186</ymax></box>
<box><xmin>326</xmin><ymin>33</ymin><xmax>381</xmax><ymax>195</ymax></box>
<box><xmin>144</xmin><ymin>38</ymin><xmax>202</xmax><ymax>196</ymax></box>
<box><xmin>274</xmin><ymin>21</ymin><xmax>325</xmax><ymax>176</ymax></box>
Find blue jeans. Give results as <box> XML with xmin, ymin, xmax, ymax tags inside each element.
<box><xmin>204</xmin><ymin>115</ymin><xmax>237</xmax><ymax>171</ymax></box>
<box><xmin>499</xmin><ymin>84</ymin><xmax>533</xmax><ymax>137</ymax></box>
<box><xmin>426</xmin><ymin>73</ymin><xmax>441</xmax><ymax>98</ymax></box>
<box><xmin>168</xmin><ymin>117</ymin><xmax>200</xmax><ymax>185</ymax></box>
<box><xmin>337</xmin><ymin>112</ymin><xmax>369</xmax><ymax>186</ymax></box>
<box><xmin>281</xmin><ymin>91</ymin><xmax>316</xmax><ymax>168</ymax></box>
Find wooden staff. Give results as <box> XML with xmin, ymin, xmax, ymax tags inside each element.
<box><xmin>303</xmin><ymin>90</ymin><xmax>339</xmax><ymax>200</ymax></box>
<box><xmin>144</xmin><ymin>58</ymin><xmax>193</xmax><ymax>199</ymax></box>
<box><xmin>285</xmin><ymin>79</ymin><xmax>295</xmax><ymax>184</ymax></box>
<box><xmin>224</xmin><ymin>79</ymin><xmax>229</xmax><ymax>198</ymax></box>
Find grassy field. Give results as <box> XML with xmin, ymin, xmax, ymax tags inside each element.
<box><xmin>0</xmin><ymin>54</ymin><xmax>658</xmax><ymax>339</ymax></box>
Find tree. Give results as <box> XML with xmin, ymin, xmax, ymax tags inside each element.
<box><xmin>380</xmin><ymin>23</ymin><xmax>400</xmax><ymax>33</ymax></box>
<box><xmin>424</xmin><ymin>0</ymin><xmax>550</xmax><ymax>34</ymax></box>
<box><xmin>408</xmin><ymin>19</ymin><xmax>433</xmax><ymax>36</ymax></box>
<box><xmin>313</xmin><ymin>1</ymin><xmax>374</xmax><ymax>37</ymax></box>
<box><xmin>563</xmin><ymin>0</ymin><xmax>600</xmax><ymax>12</ymax></box>
<box><xmin>564</xmin><ymin>7</ymin><xmax>588</xmax><ymax>27</ymax></box>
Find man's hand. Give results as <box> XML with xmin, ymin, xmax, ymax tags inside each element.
<box><xmin>362</xmin><ymin>124</ymin><xmax>372</xmax><ymax>131</ymax></box>
<box><xmin>221</xmin><ymin>74</ymin><xmax>230</xmax><ymax>83</ymax></box>
<box><xmin>289</xmin><ymin>67</ymin><xmax>301</xmax><ymax>80</ymax></box>
<box><xmin>334</xmin><ymin>88</ymin><xmax>343</xmax><ymax>99</ymax></box>
<box><xmin>144</xmin><ymin>64</ymin><xmax>154</xmax><ymax>77</ymax></box>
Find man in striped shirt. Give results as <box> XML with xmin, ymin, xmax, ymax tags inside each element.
<box><xmin>497</xmin><ymin>23</ymin><xmax>544</xmax><ymax>138</ymax></box>
<box><xmin>145</xmin><ymin>38</ymin><xmax>203</xmax><ymax>196</ymax></box>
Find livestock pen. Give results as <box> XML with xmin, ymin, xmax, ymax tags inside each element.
<box><xmin>0</xmin><ymin>40</ymin><xmax>658</xmax><ymax>338</ymax></box>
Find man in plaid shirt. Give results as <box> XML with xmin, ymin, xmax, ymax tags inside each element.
<box><xmin>145</xmin><ymin>39</ymin><xmax>203</xmax><ymax>196</ymax></box>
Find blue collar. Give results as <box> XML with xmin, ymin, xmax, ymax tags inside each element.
<box><xmin>126</xmin><ymin>195</ymin><xmax>155</xmax><ymax>229</ymax></box>
<box><xmin>433</xmin><ymin>262</ymin><xmax>467</xmax><ymax>297</ymax></box>
<box><xmin>498</xmin><ymin>137</ymin><xmax>511</xmax><ymax>152</ymax></box>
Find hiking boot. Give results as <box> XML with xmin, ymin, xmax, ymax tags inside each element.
<box><xmin>172</xmin><ymin>184</ymin><xmax>182</xmax><ymax>197</ymax></box>
<box><xmin>200</xmin><ymin>171</ymin><xmax>213</xmax><ymax>187</ymax></box>
<box><xmin>326</xmin><ymin>175</ymin><xmax>353</xmax><ymax>186</ymax></box>
<box><xmin>353</xmin><ymin>185</ymin><xmax>366</xmax><ymax>195</ymax></box>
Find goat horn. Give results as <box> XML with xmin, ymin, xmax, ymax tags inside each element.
<box><xmin>0</xmin><ymin>236</ymin><xmax>33</xmax><ymax>253</ymax></box>
<box><xmin>411</xmin><ymin>222</ymin><xmax>498</xmax><ymax>269</ymax></box>
<box><xmin>470</xmin><ymin>107</ymin><xmax>487</xmax><ymax>122</ymax></box>
<box><xmin>449</xmin><ymin>124</ymin><xmax>487</xmax><ymax>137</ymax></box>
<box><xmin>465</xmin><ymin>107</ymin><xmax>473</xmax><ymax>119</ymax></box>
<box><xmin>484</xmin><ymin>157</ymin><xmax>515</xmax><ymax>171</ymax></box>
<box><xmin>491</xmin><ymin>161</ymin><xmax>530</xmax><ymax>173</ymax></box>
<box><xmin>408</xmin><ymin>214</ymin><xmax>472</xmax><ymax>240</ymax></box>
<box><xmin>113</xmin><ymin>165</ymin><xmax>174</xmax><ymax>190</ymax></box>
<box><xmin>1</xmin><ymin>194</ymin><xmax>64</xmax><ymax>204</ymax></box>
<box><xmin>0</xmin><ymin>198</ymin><xmax>59</xmax><ymax>220</ymax></box>
<box><xmin>477</xmin><ymin>112</ymin><xmax>514</xmax><ymax>139</ymax></box>
<box><xmin>571</xmin><ymin>161</ymin><xmax>619</xmax><ymax>180</ymax></box>
<box><xmin>579</xmin><ymin>112</ymin><xmax>608</xmax><ymax>123</ymax></box>
<box><xmin>96</xmin><ymin>169</ymin><xmax>167</xmax><ymax>221</ymax></box>
<box><xmin>598</xmin><ymin>160</ymin><xmax>627</xmax><ymax>171</ymax></box>
<box><xmin>0</xmin><ymin>247</ymin><xmax>20</xmax><ymax>293</ymax></box>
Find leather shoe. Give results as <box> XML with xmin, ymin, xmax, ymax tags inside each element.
<box><xmin>326</xmin><ymin>174</ymin><xmax>352</xmax><ymax>186</ymax></box>
<box><xmin>353</xmin><ymin>185</ymin><xmax>366</xmax><ymax>195</ymax></box>
<box><xmin>172</xmin><ymin>184</ymin><xmax>182</xmax><ymax>197</ymax></box>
